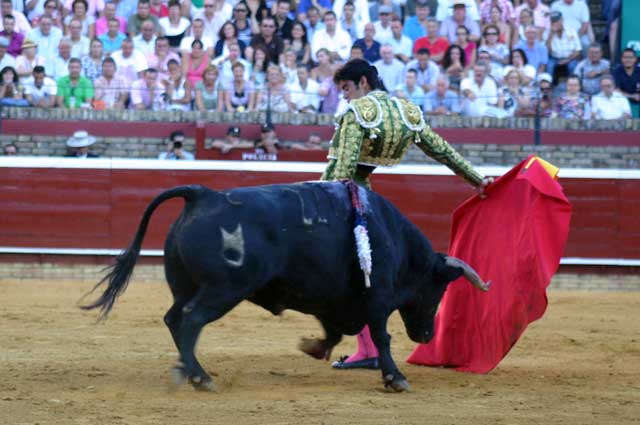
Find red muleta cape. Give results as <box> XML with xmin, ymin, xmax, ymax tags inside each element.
<box><xmin>407</xmin><ymin>156</ymin><xmax>572</xmax><ymax>373</ymax></box>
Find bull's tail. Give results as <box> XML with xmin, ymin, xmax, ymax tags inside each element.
<box><xmin>80</xmin><ymin>185</ymin><xmax>204</xmax><ymax>320</ymax></box>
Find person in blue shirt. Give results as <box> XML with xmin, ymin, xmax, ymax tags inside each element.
<box><xmin>403</xmin><ymin>0</ymin><xmax>431</xmax><ymax>42</ymax></box>
<box><xmin>352</xmin><ymin>22</ymin><xmax>381</xmax><ymax>64</ymax></box>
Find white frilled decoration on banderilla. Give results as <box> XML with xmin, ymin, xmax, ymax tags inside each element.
<box><xmin>345</xmin><ymin>181</ymin><xmax>373</xmax><ymax>288</ymax></box>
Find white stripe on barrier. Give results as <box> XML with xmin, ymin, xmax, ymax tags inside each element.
<box><xmin>0</xmin><ymin>247</ymin><xmax>638</xmax><ymax>266</ymax></box>
<box><xmin>1</xmin><ymin>157</ymin><xmax>639</xmax><ymax>179</ymax></box>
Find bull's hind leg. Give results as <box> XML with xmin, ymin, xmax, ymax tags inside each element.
<box><xmin>298</xmin><ymin>320</ymin><xmax>342</xmax><ymax>360</ymax></box>
<box><xmin>173</xmin><ymin>285</ymin><xmax>245</xmax><ymax>391</ymax></box>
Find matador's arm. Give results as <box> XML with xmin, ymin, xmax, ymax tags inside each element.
<box><xmin>416</xmin><ymin>125</ymin><xmax>484</xmax><ymax>187</ymax></box>
<box><xmin>321</xmin><ymin>111</ymin><xmax>366</xmax><ymax>181</ymax></box>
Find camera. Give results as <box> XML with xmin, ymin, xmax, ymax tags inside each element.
<box><xmin>173</xmin><ymin>141</ymin><xmax>183</xmax><ymax>149</ymax></box>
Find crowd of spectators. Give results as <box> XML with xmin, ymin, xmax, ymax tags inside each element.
<box><xmin>0</xmin><ymin>0</ymin><xmax>637</xmax><ymax>119</ymax></box>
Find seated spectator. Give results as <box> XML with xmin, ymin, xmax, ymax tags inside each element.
<box><xmin>310</xmin><ymin>11</ymin><xmax>351</xmax><ymax>63</ymax></box>
<box><xmin>93</xmin><ymin>57</ymin><xmax>128</xmax><ymax>109</ymax></box>
<box><xmin>81</xmin><ymin>38</ymin><xmax>105</xmax><ymax>81</ymax></box>
<box><xmin>403</xmin><ymin>0</ymin><xmax>430</xmax><ymax>43</ymax></box>
<box><xmin>479</xmin><ymin>0</ymin><xmax>514</xmax><ymax>27</ymax></box>
<box><xmin>1</xmin><ymin>15</ymin><xmax>25</xmax><ymax>57</ymax></box>
<box><xmin>480</xmin><ymin>25</ymin><xmax>509</xmax><ymax>72</ymax></box>
<box><xmin>98</xmin><ymin>18</ymin><xmax>126</xmax><ymax>54</ymax></box>
<box><xmin>0</xmin><ymin>36</ymin><xmax>15</xmax><ymax>68</ymax></box>
<box><xmin>0</xmin><ymin>65</ymin><xmax>28</xmax><ymax>106</ymax></box>
<box><xmin>384</xmin><ymin>16</ymin><xmax>413</xmax><ymax>64</ymax></box>
<box><xmin>424</xmin><ymin>75</ymin><xmax>462</xmax><ymax>115</ymax></box>
<box><xmin>404</xmin><ymin>47</ymin><xmax>440</xmax><ymax>93</ymax></box>
<box><xmin>212</xmin><ymin>41</ymin><xmax>251</xmax><ymax>86</ymax></box>
<box><xmin>339</xmin><ymin>1</ymin><xmax>364</xmax><ymax>42</ymax></box>
<box><xmin>372</xmin><ymin>4</ymin><xmax>392</xmax><ymax>43</ymax></box>
<box><xmin>352</xmin><ymin>23</ymin><xmax>381</xmax><ymax>64</ymax></box>
<box><xmin>64</xmin><ymin>0</ymin><xmax>95</xmax><ymax>39</ymax></box>
<box><xmin>533</xmin><ymin>72</ymin><xmax>554</xmax><ymax>117</ymax></box>
<box><xmin>552</xmin><ymin>74</ymin><xmax>590</xmax><ymax>119</ymax></box>
<box><xmin>50</xmin><ymin>38</ymin><xmax>71</xmax><ymax>80</ymax></box>
<box><xmin>514</xmin><ymin>24</ymin><xmax>548</xmax><ymax>74</ymax></box>
<box><xmin>550</xmin><ymin>0</ymin><xmax>592</xmax><ymax>55</ymax></box>
<box><xmin>180</xmin><ymin>19</ymin><xmax>214</xmax><ymax>59</ymax></box>
<box><xmin>482</xmin><ymin>5</ymin><xmax>511</xmax><ymax>46</ymax></box>
<box><xmin>182</xmin><ymin>39</ymin><xmax>209</xmax><ymax>87</ymax></box>
<box><xmin>281</xmin><ymin>49</ymin><xmax>298</xmax><ymax>86</ymax></box>
<box><xmin>290</xmin><ymin>132</ymin><xmax>324</xmax><ymax>150</ymax></box>
<box><xmin>460</xmin><ymin>61</ymin><xmax>498</xmax><ymax>116</ymax></box>
<box><xmin>112</xmin><ymin>38</ymin><xmax>148</xmax><ymax>87</ymax></box>
<box><xmin>513</xmin><ymin>8</ymin><xmax>539</xmax><ymax>46</ymax></box>
<box><xmin>222</xmin><ymin>61</ymin><xmax>256</xmax><ymax>112</ymax></box>
<box><xmin>514</xmin><ymin>0</ymin><xmax>550</xmax><ymax>42</ymax></box>
<box><xmin>285</xmin><ymin>20</ymin><xmax>311</xmax><ymax>65</ymax></box>
<box><xmin>442</xmin><ymin>44</ymin><xmax>467</xmax><ymax>91</ymax></box>
<box><xmin>373</xmin><ymin>44</ymin><xmax>404</xmax><ymax>92</ymax></box>
<box><xmin>231</xmin><ymin>1</ymin><xmax>253</xmax><ymax>47</ymax></box>
<box><xmin>162</xmin><ymin>58</ymin><xmax>192</xmax><ymax>111</ymax></box>
<box><xmin>503</xmin><ymin>48</ymin><xmax>536</xmax><ymax>86</ymax></box>
<box><xmin>476</xmin><ymin>47</ymin><xmax>503</xmax><ymax>82</ymax></box>
<box><xmin>158</xmin><ymin>0</ymin><xmax>191</xmax><ymax>51</ymax></box>
<box><xmin>31</xmin><ymin>0</ymin><xmax>64</xmax><ymax>30</ymax></box>
<box><xmin>68</xmin><ymin>18</ymin><xmax>90</xmax><ymax>58</ymax></box>
<box><xmin>413</xmin><ymin>18</ymin><xmax>449</xmax><ymax>64</ymax></box>
<box><xmin>455</xmin><ymin>25</ymin><xmax>476</xmax><ymax>69</ymax></box>
<box><xmin>158</xmin><ymin>130</ymin><xmax>195</xmax><ymax>160</ymax></box>
<box><xmin>133</xmin><ymin>18</ymin><xmax>157</xmax><ymax>57</ymax></box>
<box><xmin>146</xmin><ymin>36</ymin><xmax>179</xmax><ymax>81</ymax></box>
<box><xmin>435</xmin><ymin>0</ymin><xmax>480</xmax><ymax>22</ymax></box>
<box><xmin>29</xmin><ymin>16</ymin><xmax>63</xmax><ymax>64</ymax></box>
<box><xmin>214</xmin><ymin>20</ymin><xmax>247</xmax><ymax>61</ymax></box>
<box><xmin>574</xmin><ymin>43</ymin><xmax>610</xmax><ymax>97</ymax></box>
<box><xmin>3</xmin><ymin>142</ymin><xmax>16</xmax><ymax>155</ymax></box>
<box><xmin>65</xmin><ymin>130</ymin><xmax>99</xmax><ymax>158</ymax></box>
<box><xmin>256</xmin><ymin>64</ymin><xmax>293</xmax><ymax>112</ymax></box>
<box><xmin>0</xmin><ymin>0</ymin><xmax>32</xmax><ymax>36</ymax></box>
<box><xmin>127</xmin><ymin>0</ymin><xmax>160</xmax><ymax>39</ymax></box>
<box><xmin>394</xmin><ymin>69</ymin><xmax>426</xmax><ymax>109</ymax></box>
<box><xmin>349</xmin><ymin>44</ymin><xmax>364</xmax><ymax>60</ymax></box>
<box><xmin>56</xmin><ymin>57</ymin><xmax>93</xmax><ymax>108</ymax></box>
<box><xmin>15</xmin><ymin>39</ymin><xmax>45</xmax><ymax>79</ymax></box>
<box><xmin>547</xmin><ymin>11</ymin><xmax>581</xmax><ymax>83</ymax></box>
<box><xmin>440</xmin><ymin>1</ymin><xmax>480</xmax><ymax>44</ymax></box>
<box><xmin>23</xmin><ymin>65</ymin><xmax>57</xmax><ymax>107</ymax></box>
<box><xmin>313</xmin><ymin>47</ymin><xmax>340</xmax><ymax>114</ymax></box>
<box><xmin>612</xmin><ymin>48</ymin><xmax>640</xmax><ymax>119</ymax></box>
<box><xmin>148</xmin><ymin>0</ymin><xmax>168</xmax><ymax>18</ymax></box>
<box><xmin>62</xmin><ymin>0</ymin><xmax>104</xmax><ymax>22</ymax></box>
<box><xmin>591</xmin><ymin>75</ymin><xmax>632</xmax><ymax>120</ymax></box>
<box><xmin>247</xmin><ymin>15</ymin><xmax>285</xmax><ymax>64</ymax></box>
<box><xmin>274</xmin><ymin>0</ymin><xmax>294</xmax><ymax>40</ymax></box>
<box><xmin>95</xmin><ymin>2</ymin><xmax>126</xmax><ymax>37</ymax></box>
<box><xmin>298</xmin><ymin>0</ymin><xmax>331</xmax><ymax>22</ymax></box>
<box><xmin>493</xmin><ymin>69</ymin><xmax>531</xmax><ymax>117</ymax></box>
<box><xmin>195</xmin><ymin>65</ymin><xmax>223</xmax><ymax>112</ymax></box>
<box><xmin>130</xmin><ymin>67</ymin><xmax>164</xmax><ymax>110</ymax></box>
<box><xmin>332</xmin><ymin>0</ymin><xmax>369</xmax><ymax>33</ymax></box>
<box><xmin>211</xmin><ymin>125</ymin><xmax>253</xmax><ymax>154</ymax></box>
<box><xmin>249</xmin><ymin>44</ymin><xmax>268</xmax><ymax>88</ymax></box>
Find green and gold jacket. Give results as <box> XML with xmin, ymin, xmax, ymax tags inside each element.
<box><xmin>321</xmin><ymin>91</ymin><xmax>483</xmax><ymax>188</ymax></box>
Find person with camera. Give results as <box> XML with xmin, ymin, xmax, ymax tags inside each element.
<box><xmin>158</xmin><ymin>130</ymin><xmax>195</xmax><ymax>160</ymax></box>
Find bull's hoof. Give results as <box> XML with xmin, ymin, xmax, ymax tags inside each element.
<box><xmin>384</xmin><ymin>374</ymin><xmax>411</xmax><ymax>393</ymax></box>
<box><xmin>298</xmin><ymin>338</ymin><xmax>332</xmax><ymax>360</ymax></box>
<box><xmin>190</xmin><ymin>375</ymin><xmax>216</xmax><ymax>392</ymax></box>
<box><xmin>170</xmin><ymin>365</ymin><xmax>188</xmax><ymax>386</ymax></box>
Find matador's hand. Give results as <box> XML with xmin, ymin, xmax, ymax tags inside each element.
<box><xmin>476</xmin><ymin>177</ymin><xmax>494</xmax><ymax>199</ymax></box>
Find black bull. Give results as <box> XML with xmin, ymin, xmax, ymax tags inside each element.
<box><xmin>82</xmin><ymin>182</ymin><xmax>489</xmax><ymax>392</ymax></box>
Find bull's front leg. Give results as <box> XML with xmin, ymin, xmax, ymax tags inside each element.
<box><xmin>369</xmin><ymin>319</ymin><xmax>411</xmax><ymax>392</ymax></box>
<box><xmin>298</xmin><ymin>320</ymin><xmax>342</xmax><ymax>360</ymax></box>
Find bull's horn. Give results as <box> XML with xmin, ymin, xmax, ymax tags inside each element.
<box><xmin>445</xmin><ymin>256</ymin><xmax>491</xmax><ymax>291</ymax></box>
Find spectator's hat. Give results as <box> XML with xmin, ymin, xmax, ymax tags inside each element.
<box><xmin>22</xmin><ymin>38</ymin><xmax>37</xmax><ymax>50</ymax></box>
<box><xmin>550</xmin><ymin>11</ymin><xmax>562</xmax><ymax>22</ymax></box>
<box><xmin>261</xmin><ymin>123</ymin><xmax>274</xmax><ymax>133</ymax></box>
<box><xmin>450</xmin><ymin>0</ymin><xmax>469</xmax><ymax>8</ymax></box>
<box><xmin>66</xmin><ymin>131</ymin><xmax>96</xmax><ymax>148</ymax></box>
<box><xmin>227</xmin><ymin>126</ymin><xmax>241</xmax><ymax>136</ymax></box>
<box><xmin>415</xmin><ymin>0</ymin><xmax>429</xmax><ymax>7</ymax></box>
<box><xmin>537</xmin><ymin>73</ymin><xmax>553</xmax><ymax>84</ymax></box>
<box><xmin>378</xmin><ymin>5</ymin><xmax>393</xmax><ymax>14</ymax></box>
<box><xmin>477</xmin><ymin>46</ymin><xmax>490</xmax><ymax>54</ymax></box>
<box><xmin>0</xmin><ymin>37</ymin><xmax>9</xmax><ymax>48</ymax></box>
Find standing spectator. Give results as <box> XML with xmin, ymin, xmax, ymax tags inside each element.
<box><xmin>514</xmin><ymin>0</ymin><xmax>550</xmax><ymax>40</ymax></box>
<box><xmin>552</xmin><ymin>74</ymin><xmax>590</xmax><ymax>119</ymax></box>
<box><xmin>454</xmin><ymin>25</ymin><xmax>476</xmax><ymax>69</ymax></box>
<box><xmin>193</xmin><ymin>0</ymin><xmax>225</xmax><ymax>46</ymax></box>
<box><xmin>285</xmin><ymin>21</ymin><xmax>310</xmax><ymax>65</ymax></box>
<box><xmin>440</xmin><ymin>1</ymin><xmax>480</xmax><ymax>44</ymax></box>
<box><xmin>0</xmin><ymin>0</ymin><xmax>32</xmax><ymax>35</ymax></box>
<box><xmin>289</xmin><ymin>62</ymin><xmax>320</xmax><ymax>112</ymax></box>
<box><xmin>274</xmin><ymin>0</ymin><xmax>294</xmax><ymax>40</ymax></box>
<box><xmin>373</xmin><ymin>44</ymin><xmax>404</xmax><ymax>92</ymax></box>
<box><xmin>112</xmin><ymin>38</ymin><xmax>148</xmax><ymax>87</ymax></box>
<box><xmin>0</xmin><ymin>65</ymin><xmax>28</xmax><ymax>105</ymax></box>
<box><xmin>158</xmin><ymin>131</ymin><xmax>195</xmax><ymax>160</ymax></box>
<box><xmin>231</xmin><ymin>1</ymin><xmax>253</xmax><ymax>47</ymax></box>
<box><xmin>442</xmin><ymin>44</ymin><xmax>467</xmax><ymax>91</ymax></box>
<box><xmin>67</xmin><ymin>18</ymin><xmax>90</xmax><ymax>58</ymax></box>
<box><xmin>352</xmin><ymin>23</ymin><xmax>381</xmax><ymax>64</ymax></box>
<box><xmin>575</xmin><ymin>43</ymin><xmax>610</xmax><ymax>96</ymax></box>
<box><xmin>3</xmin><ymin>143</ymin><xmax>17</xmax><ymax>155</ymax></box>
<box><xmin>95</xmin><ymin>2</ymin><xmax>126</xmax><ymax>37</ymax></box>
<box><xmin>214</xmin><ymin>21</ymin><xmax>247</xmax><ymax>60</ymax></box>
<box><xmin>222</xmin><ymin>61</ymin><xmax>256</xmax><ymax>111</ymax></box>
<box><xmin>15</xmin><ymin>39</ymin><xmax>45</xmax><ymax>78</ymax></box>
<box><xmin>311</xmin><ymin>11</ymin><xmax>351</xmax><ymax>63</ymax></box>
<box><xmin>482</xmin><ymin>5</ymin><xmax>511</xmax><ymax>46</ymax></box>
<box><xmin>50</xmin><ymin>38</ymin><xmax>71</xmax><ymax>80</ymax></box>
<box><xmin>256</xmin><ymin>64</ymin><xmax>293</xmax><ymax>112</ymax></box>
<box><xmin>146</xmin><ymin>36</ymin><xmax>179</xmax><ymax>81</ymax></box>
<box><xmin>64</xmin><ymin>0</ymin><xmax>95</xmax><ymax>39</ymax></box>
<box><xmin>394</xmin><ymin>68</ymin><xmax>426</xmax><ymax>109</ymax></box>
<box><xmin>550</xmin><ymin>0</ymin><xmax>592</xmax><ymax>55</ymax></box>
<box><xmin>424</xmin><ymin>75</ymin><xmax>462</xmax><ymax>115</ymax></box>
<box><xmin>29</xmin><ymin>16</ymin><xmax>63</xmax><ymax>64</ymax></box>
<box><xmin>404</xmin><ymin>47</ymin><xmax>440</xmax><ymax>93</ymax></box>
<box><xmin>0</xmin><ymin>37</ymin><xmax>14</xmax><ymax>69</ymax></box>
<box><xmin>56</xmin><ymin>57</ymin><xmax>93</xmax><ymax>108</ymax></box>
<box><xmin>403</xmin><ymin>0</ymin><xmax>430</xmax><ymax>43</ymax></box>
<box><xmin>93</xmin><ymin>57</ymin><xmax>128</xmax><ymax>109</ymax></box>
<box><xmin>194</xmin><ymin>65</ymin><xmax>222</xmax><ymax>111</ymax></box>
<box><xmin>98</xmin><ymin>18</ymin><xmax>126</xmax><ymax>54</ymax></box>
<box><xmin>247</xmin><ymin>15</ymin><xmax>285</xmax><ymax>65</ymax></box>
<box><xmin>158</xmin><ymin>1</ymin><xmax>190</xmax><ymax>50</ymax></box>
<box><xmin>127</xmin><ymin>0</ymin><xmax>160</xmax><ymax>39</ymax></box>
<box><xmin>81</xmin><ymin>38</ymin><xmax>104</xmax><ymax>81</ymax></box>
<box><xmin>612</xmin><ymin>48</ymin><xmax>640</xmax><ymax>119</ymax></box>
<box><xmin>339</xmin><ymin>1</ymin><xmax>363</xmax><ymax>42</ymax></box>
<box><xmin>180</xmin><ymin>19</ymin><xmax>214</xmax><ymax>58</ymax></box>
<box><xmin>547</xmin><ymin>11</ymin><xmax>581</xmax><ymax>82</ymax></box>
<box><xmin>1</xmin><ymin>15</ymin><xmax>25</xmax><ymax>57</ymax></box>
<box><xmin>182</xmin><ymin>39</ymin><xmax>209</xmax><ymax>86</ymax></box>
<box><xmin>162</xmin><ymin>58</ymin><xmax>192</xmax><ymax>111</ymax></box>
<box><xmin>312</xmin><ymin>48</ymin><xmax>339</xmax><ymax>114</ymax></box>
<box><xmin>460</xmin><ymin>61</ymin><xmax>498</xmax><ymax>116</ymax></box>
<box><xmin>413</xmin><ymin>18</ymin><xmax>449</xmax><ymax>63</ymax></box>
<box><xmin>212</xmin><ymin>41</ymin><xmax>251</xmax><ymax>86</ymax></box>
<box><xmin>65</xmin><ymin>130</ymin><xmax>99</xmax><ymax>157</ymax></box>
<box><xmin>384</xmin><ymin>16</ymin><xmax>412</xmax><ymax>64</ymax></box>
<box><xmin>479</xmin><ymin>0</ymin><xmax>514</xmax><ymax>26</ymax></box>
<box><xmin>591</xmin><ymin>74</ymin><xmax>631</xmax><ymax>120</ymax></box>
<box><xmin>514</xmin><ymin>24</ymin><xmax>548</xmax><ymax>74</ymax></box>
<box><xmin>23</xmin><ymin>65</ymin><xmax>57</xmax><ymax>107</ymax></box>
<box><xmin>130</xmin><ymin>67</ymin><xmax>163</xmax><ymax>110</ymax></box>
<box><xmin>503</xmin><ymin>48</ymin><xmax>536</xmax><ymax>86</ymax></box>
<box><xmin>302</xmin><ymin>6</ymin><xmax>325</xmax><ymax>44</ymax></box>
<box><xmin>133</xmin><ymin>19</ymin><xmax>157</xmax><ymax>56</ymax></box>
<box><xmin>372</xmin><ymin>4</ymin><xmax>392</xmax><ymax>43</ymax></box>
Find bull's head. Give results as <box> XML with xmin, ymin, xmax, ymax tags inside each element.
<box><xmin>400</xmin><ymin>255</ymin><xmax>490</xmax><ymax>344</ymax></box>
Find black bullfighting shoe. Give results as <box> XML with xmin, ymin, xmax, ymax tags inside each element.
<box><xmin>331</xmin><ymin>356</ymin><xmax>380</xmax><ymax>370</ymax></box>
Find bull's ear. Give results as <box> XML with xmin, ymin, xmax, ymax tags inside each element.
<box><xmin>433</xmin><ymin>253</ymin><xmax>464</xmax><ymax>284</ymax></box>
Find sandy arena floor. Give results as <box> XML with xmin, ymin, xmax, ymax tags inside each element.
<box><xmin>0</xmin><ymin>279</ymin><xmax>638</xmax><ymax>425</ymax></box>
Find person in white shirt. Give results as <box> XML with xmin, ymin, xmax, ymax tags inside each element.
<box><xmin>332</xmin><ymin>0</ymin><xmax>370</xmax><ymax>29</ymax></box>
<box><xmin>67</xmin><ymin>18</ymin><xmax>89</xmax><ymax>59</ymax></box>
<box><xmin>339</xmin><ymin>0</ymin><xmax>364</xmax><ymax>41</ymax></box>
<box><xmin>0</xmin><ymin>0</ymin><xmax>32</xmax><ymax>34</ymax></box>
<box><xmin>111</xmin><ymin>38</ymin><xmax>148</xmax><ymax>87</ymax></box>
<box><xmin>311</xmin><ymin>11</ymin><xmax>351</xmax><ymax>63</ymax></box>
<box><xmin>179</xmin><ymin>18</ymin><xmax>214</xmax><ymax>58</ymax></box>
<box><xmin>193</xmin><ymin>0</ymin><xmax>225</xmax><ymax>46</ymax></box>
<box><xmin>550</xmin><ymin>0</ymin><xmax>592</xmax><ymax>55</ymax></box>
<box><xmin>436</xmin><ymin>0</ymin><xmax>480</xmax><ymax>21</ymax></box>
<box><xmin>373</xmin><ymin>4</ymin><xmax>393</xmax><ymax>43</ymax></box>
<box><xmin>547</xmin><ymin>11</ymin><xmax>581</xmax><ymax>82</ymax></box>
<box><xmin>591</xmin><ymin>75</ymin><xmax>632</xmax><ymax>120</ymax></box>
<box><xmin>132</xmin><ymin>18</ymin><xmax>157</xmax><ymax>56</ymax></box>
<box><xmin>50</xmin><ymin>38</ymin><xmax>72</xmax><ymax>80</ymax></box>
<box><xmin>460</xmin><ymin>61</ymin><xmax>498</xmax><ymax>117</ymax></box>
<box><xmin>404</xmin><ymin>47</ymin><xmax>440</xmax><ymax>93</ymax></box>
<box><xmin>383</xmin><ymin>16</ymin><xmax>413</xmax><ymax>64</ymax></box>
<box><xmin>373</xmin><ymin>44</ymin><xmax>404</xmax><ymax>92</ymax></box>
<box><xmin>23</xmin><ymin>65</ymin><xmax>57</xmax><ymax>107</ymax></box>
<box><xmin>288</xmin><ymin>63</ymin><xmax>321</xmax><ymax>112</ymax></box>
<box><xmin>28</xmin><ymin>16</ymin><xmax>62</xmax><ymax>64</ymax></box>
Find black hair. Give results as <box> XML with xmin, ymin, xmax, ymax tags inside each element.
<box><xmin>333</xmin><ymin>58</ymin><xmax>386</xmax><ymax>91</ymax></box>
<box><xmin>509</xmin><ymin>48</ymin><xmax>528</xmax><ymax>65</ymax></box>
<box><xmin>442</xmin><ymin>44</ymin><xmax>466</xmax><ymax>70</ymax></box>
<box><xmin>170</xmin><ymin>130</ymin><xmax>185</xmax><ymax>141</ymax></box>
<box><xmin>33</xmin><ymin>65</ymin><xmax>46</xmax><ymax>74</ymax></box>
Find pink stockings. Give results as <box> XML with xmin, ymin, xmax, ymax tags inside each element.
<box><xmin>345</xmin><ymin>325</ymin><xmax>379</xmax><ymax>362</ymax></box>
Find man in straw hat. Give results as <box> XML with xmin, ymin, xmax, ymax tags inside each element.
<box><xmin>15</xmin><ymin>38</ymin><xmax>45</xmax><ymax>78</ymax></box>
<box><xmin>65</xmin><ymin>130</ymin><xmax>99</xmax><ymax>158</ymax></box>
